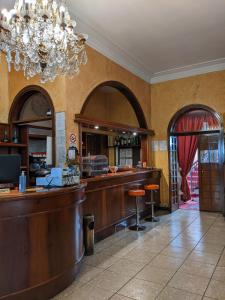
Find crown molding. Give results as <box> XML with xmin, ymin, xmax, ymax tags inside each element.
<box><xmin>74</xmin><ymin>14</ymin><xmax>225</xmax><ymax>85</ymax></box>
<box><xmin>75</xmin><ymin>15</ymin><xmax>152</xmax><ymax>83</ymax></box>
<box><xmin>150</xmin><ymin>58</ymin><xmax>225</xmax><ymax>84</ymax></box>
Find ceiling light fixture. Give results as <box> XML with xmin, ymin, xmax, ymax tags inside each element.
<box><xmin>0</xmin><ymin>0</ymin><xmax>88</xmax><ymax>83</ymax></box>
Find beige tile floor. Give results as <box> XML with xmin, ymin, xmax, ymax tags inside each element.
<box><xmin>53</xmin><ymin>210</ymin><xmax>225</xmax><ymax>300</ymax></box>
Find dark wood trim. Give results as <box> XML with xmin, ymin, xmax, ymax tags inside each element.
<box><xmin>168</xmin><ymin>104</ymin><xmax>223</xmax><ymax>134</ymax></box>
<box><xmin>0</xmin><ymin>143</ymin><xmax>27</xmax><ymax>147</ymax></box>
<box><xmin>13</xmin><ymin>117</ymin><xmax>53</xmax><ymax>125</ymax></box>
<box><xmin>75</xmin><ymin>115</ymin><xmax>154</xmax><ymax>136</ymax></box>
<box><xmin>80</xmin><ymin>81</ymin><xmax>148</xmax><ymax>129</ymax></box>
<box><xmin>9</xmin><ymin>86</ymin><xmax>55</xmax><ymax>123</ymax></box>
<box><xmin>8</xmin><ymin>85</ymin><xmax>56</xmax><ymax>169</ymax></box>
<box><xmin>22</xmin><ymin>125</ymin><xmax>53</xmax><ymax>130</ymax></box>
<box><xmin>29</xmin><ymin>134</ymin><xmax>48</xmax><ymax>140</ymax></box>
<box><xmin>82</xmin><ymin>127</ymin><xmax>117</xmax><ymax>136</ymax></box>
<box><xmin>167</xmin><ymin>104</ymin><xmax>224</xmax><ymax>213</ymax></box>
<box><xmin>0</xmin><ymin>185</ymin><xmax>86</xmax><ymax>300</ymax></box>
<box><xmin>170</xmin><ymin>129</ymin><xmax>221</xmax><ymax>137</ymax></box>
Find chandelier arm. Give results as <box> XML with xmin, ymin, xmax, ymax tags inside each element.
<box><xmin>0</xmin><ymin>0</ymin><xmax>88</xmax><ymax>83</ymax></box>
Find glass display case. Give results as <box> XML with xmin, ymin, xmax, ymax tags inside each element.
<box><xmin>81</xmin><ymin>155</ymin><xmax>109</xmax><ymax>177</ymax></box>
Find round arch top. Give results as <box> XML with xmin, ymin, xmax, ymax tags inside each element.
<box><xmin>168</xmin><ymin>104</ymin><xmax>223</xmax><ymax>134</ymax></box>
<box><xmin>9</xmin><ymin>85</ymin><xmax>55</xmax><ymax>122</ymax></box>
<box><xmin>80</xmin><ymin>81</ymin><xmax>148</xmax><ymax>129</ymax></box>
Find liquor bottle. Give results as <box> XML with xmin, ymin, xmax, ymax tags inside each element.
<box><xmin>124</xmin><ymin>136</ymin><xmax>127</xmax><ymax>146</ymax></box>
<box><xmin>117</xmin><ymin>137</ymin><xmax>120</xmax><ymax>147</ymax></box>
<box><xmin>120</xmin><ymin>136</ymin><xmax>124</xmax><ymax>147</ymax></box>
<box><xmin>12</xmin><ymin>128</ymin><xmax>19</xmax><ymax>144</ymax></box>
<box><xmin>2</xmin><ymin>129</ymin><xmax>9</xmax><ymax>143</ymax></box>
<box><xmin>127</xmin><ymin>135</ymin><xmax>131</xmax><ymax>146</ymax></box>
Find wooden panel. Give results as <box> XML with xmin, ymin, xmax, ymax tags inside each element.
<box><xmin>198</xmin><ymin>134</ymin><xmax>224</xmax><ymax>212</ymax></box>
<box><xmin>84</xmin><ymin>169</ymin><xmax>161</xmax><ymax>240</ymax></box>
<box><xmin>0</xmin><ymin>185</ymin><xmax>86</xmax><ymax>300</ymax></box>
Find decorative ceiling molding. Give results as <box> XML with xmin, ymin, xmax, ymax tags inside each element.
<box><xmin>150</xmin><ymin>58</ymin><xmax>225</xmax><ymax>84</ymax></box>
<box><xmin>75</xmin><ymin>15</ymin><xmax>152</xmax><ymax>83</ymax></box>
<box><xmin>76</xmin><ymin>15</ymin><xmax>225</xmax><ymax>85</ymax></box>
<box><xmin>1</xmin><ymin>1</ymin><xmax>225</xmax><ymax>84</ymax></box>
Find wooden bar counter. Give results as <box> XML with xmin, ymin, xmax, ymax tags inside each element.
<box><xmin>83</xmin><ymin>168</ymin><xmax>161</xmax><ymax>241</ymax></box>
<box><xmin>0</xmin><ymin>184</ymin><xmax>86</xmax><ymax>300</ymax></box>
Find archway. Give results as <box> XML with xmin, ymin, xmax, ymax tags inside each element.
<box><xmin>9</xmin><ymin>85</ymin><xmax>55</xmax><ymax>122</ymax></box>
<box><xmin>168</xmin><ymin>104</ymin><xmax>224</xmax><ymax>213</ymax></box>
<box><xmin>9</xmin><ymin>85</ymin><xmax>55</xmax><ymax>182</ymax></box>
<box><xmin>77</xmin><ymin>81</ymin><xmax>152</xmax><ymax>168</ymax></box>
<box><xmin>80</xmin><ymin>81</ymin><xmax>148</xmax><ymax>129</ymax></box>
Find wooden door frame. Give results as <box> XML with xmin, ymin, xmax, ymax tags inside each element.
<box><xmin>167</xmin><ymin>104</ymin><xmax>224</xmax><ymax>213</ymax></box>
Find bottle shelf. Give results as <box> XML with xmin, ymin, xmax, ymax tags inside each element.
<box><xmin>108</xmin><ymin>145</ymin><xmax>141</xmax><ymax>149</ymax></box>
<box><xmin>0</xmin><ymin>143</ymin><xmax>28</xmax><ymax>148</ymax></box>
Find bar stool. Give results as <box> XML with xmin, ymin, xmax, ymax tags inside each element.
<box><xmin>144</xmin><ymin>184</ymin><xmax>159</xmax><ymax>222</ymax></box>
<box><xmin>128</xmin><ymin>189</ymin><xmax>146</xmax><ymax>231</ymax></box>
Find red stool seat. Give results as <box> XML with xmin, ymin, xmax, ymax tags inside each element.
<box><xmin>128</xmin><ymin>189</ymin><xmax>145</xmax><ymax>197</ymax></box>
<box><xmin>144</xmin><ymin>184</ymin><xmax>159</xmax><ymax>191</ymax></box>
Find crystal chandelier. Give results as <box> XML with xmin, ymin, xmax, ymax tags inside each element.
<box><xmin>0</xmin><ymin>0</ymin><xmax>88</xmax><ymax>83</ymax></box>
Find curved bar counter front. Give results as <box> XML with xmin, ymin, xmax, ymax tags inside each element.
<box><xmin>0</xmin><ymin>185</ymin><xmax>86</xmax><ymax>300</ymax></box>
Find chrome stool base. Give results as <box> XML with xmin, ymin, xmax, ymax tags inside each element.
<box><xmin>129</xmin><ymin>224</ymin><xmax>146</xmax><ymax>231</ymax></box>
<box><xmin>145</xmin><ymin>216</ymin><xmax>159</xmax><ymax>222</ymax></box>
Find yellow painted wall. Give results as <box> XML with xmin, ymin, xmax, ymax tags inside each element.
<box><xmin>0</xmin><ymin>58</ymin><xmax>9</xmax><ymax>123</ymax></box>
<box><xmin>65</xmin><ymin>46</ymin><xmax>151</xmax><ymax>143</ymax></box>
<box><xmin>0</xmin><ymin>46</ymin><xmax>151</xmax><ymax>146</ymax></box>
<box><xmin>2</xmin><ymin>43</ymin><xmax>225</xmax><ymax>209</ymax></box>
<box><xmin>83</xmin><ymin>88</ymin><xmax>139</xmax><ymax>127</ymax></box>
<box><xmin>151</xmin><ymin>70</ymin><xmax>225</xmax><ymax>207</ymax></box>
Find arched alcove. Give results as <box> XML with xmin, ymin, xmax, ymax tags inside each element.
<box><xmin>9</xmin><ymin>85</ymin><xmax>55</xmax><ymax>122</ymax></box>
<box><xmin>9</xmin><ymin>86</ymin><xmax>55</xmax><ymax>181</ymax></box>
<box><xmin>77</xmin><ymin>81</ymin><xmax>152</xmax><ymax>167</ymax></box>
<box><xmin>81</xmin><ymin>81</ymin><xmax>148</xmax><ymax>129</ymax></box>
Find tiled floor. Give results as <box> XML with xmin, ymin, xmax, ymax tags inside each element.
<box><xmin>53</xmin><ymin>210</ymin><xmax>225</xmax><ymax>300</ymax></box>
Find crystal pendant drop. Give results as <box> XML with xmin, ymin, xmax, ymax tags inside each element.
<box><xmin>0</xmin><ymin>0</ymin><xmax>88</xmax><ymax>83</ymax></box>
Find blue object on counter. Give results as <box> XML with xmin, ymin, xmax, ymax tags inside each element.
<box><xmin>19</xmin><ymin>171</ymin><xmax>26</xmax><ymax>192</ymax></box>
<box><xmin>36</xmin><ymin>168</ymin><xmax>64</xmax><ymax>187</ymax></box>
<box><xmin>36</xmin><ymin>168</ymin><xmax>80</xmax><ymax>187</ymax></box>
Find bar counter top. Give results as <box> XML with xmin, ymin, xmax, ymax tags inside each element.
<box><xmin>0</xmin><ymin>183</ymin><xmax>86</xmax><ymax>203</ymax></box>
<box><xmin>84</xmin><ymin>168</ymin><xmax>162</xmax><ymax>183</ymax></box>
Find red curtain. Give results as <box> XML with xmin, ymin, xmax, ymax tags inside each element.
<box><xmin>176</xmin><ymin>111</ymin><xmax>218</xmax><ymax>201</ymax></box>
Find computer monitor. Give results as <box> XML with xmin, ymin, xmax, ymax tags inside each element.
<box><xmin>0</xmin><ymin>155</ymin><xmax>21</xmax><ymax>184</ymax></box>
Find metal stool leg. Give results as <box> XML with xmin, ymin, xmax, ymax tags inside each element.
<box><xmin>129</xmin><ymin>196</ymin><xmax>146</xmax><ymax>231</ymax></box>
<box><xmin>145</xmin><ymin>190</ymin><xmax>159</xmax><ymax>222</ymax></box>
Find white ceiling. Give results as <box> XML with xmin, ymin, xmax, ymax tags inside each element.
<box><xmin>1</xmin><ymin>0</ymin><xmax>225</xmax><ymax>82</ymax></box>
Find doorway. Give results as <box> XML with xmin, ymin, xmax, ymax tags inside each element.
<box><xmin>168</xmin><ymin>105</ymin><xmax>224</xmax><ymax>213</ymax></box>
<box><xmin>180</xmin><ymin>149</ymin><xmax>199</xmax><ymax>210</ymax></box>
